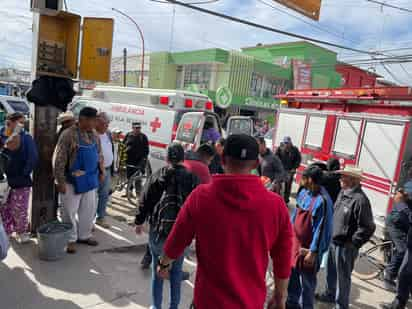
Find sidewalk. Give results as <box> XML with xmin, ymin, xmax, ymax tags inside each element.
<box><xmin>0</xmin><ymin>217</ymin><xmax>194</xmax><ymax>309</ymax></box>
<box><xmin>0</xmin><ymin>204</ymin><xmax>409</xmax><ymax>309</ymax></box>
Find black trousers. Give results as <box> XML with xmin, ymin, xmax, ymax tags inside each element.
<box><xmin>283</xmin><ymin>171</ymin><xmax>295</xmax><ymax>203</ymax></box>
<box><xmin>395</xmin><ymin>250</ymin><xmax>412</xmax><ymax>307</ymax></box>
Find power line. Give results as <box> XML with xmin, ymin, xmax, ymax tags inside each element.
<box><xmin>364</xmin><ymin>0</ymin><xmax>412</xmax><ymax>13</ymax></box>
<box><xmin>163</xmin><ymin>0</ymin><xmax>375</xmax><ymax>55</ymax></box>
<box><xmin>256</xmin><ymin>0</ymin><xmax>358</xmax><ymax>44</ymax></box>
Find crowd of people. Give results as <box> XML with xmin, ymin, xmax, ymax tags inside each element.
<box><xmin>0</xmin><ymin>107</ymin><xmax>411</xmax><ymax>309</ymax></box>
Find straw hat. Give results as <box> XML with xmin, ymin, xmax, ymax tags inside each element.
<box><xmin>57</xmin><ymin>111</ymin><xmax>75</xmax><ymax>125</ymax></box>
<box><xmin>336</xmin><ymin>165</ymin><xmax>363</xmax><ymax>178</ymax></box>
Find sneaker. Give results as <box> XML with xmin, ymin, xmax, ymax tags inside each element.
<box><xmin>315</xmin><ymin>292</ymin><xmax>335</xmax><ymax>304</ymax></box>
<box><xmin>66</xmin><ymin>242</ymin><xmax>77</xmax><ymax>254</ymax></box>
<box><xmin>17</xmin><ymin>233</ymin><xmax>31</xmax><ymax>244</ymax></box>
<box><xmin>96</xmin><ymin>218</ymin><xmax>111</xmax><ymax>229</ymax></box>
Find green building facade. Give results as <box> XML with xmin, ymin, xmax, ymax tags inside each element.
<box><xmin>148</xmin><ymin>41</ymin><xmax>341</xmax><ymax>114</ymax></box>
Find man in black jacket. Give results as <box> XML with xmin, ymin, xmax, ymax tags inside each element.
<box><xmin>124</xmin><ymin>122</ymin><xmax>149</xmax><ymax>181</ymax></box>
<box><xmin>135</xmin><ymin>143</ymin><xmax>199</xmax><ymax>309</ymax></box>
<box><xmin>275</xmin><ymin>136</ymin><xmax>301</xmax><ymax>203</ymax></box>
<box><xmin>256</xmin><ymin>137</ymin><xmax>285</xmax><ymax>193</ymax></box>
<box><xmin>316</xmin><ymin>165</ymin><xmax>376</xmax><ymax>309</ymax></box>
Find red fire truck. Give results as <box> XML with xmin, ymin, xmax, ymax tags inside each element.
<box><xmin>276</xmin><ymin>87</ymin><xmax>412</xmax><ymax>238</ymax></box>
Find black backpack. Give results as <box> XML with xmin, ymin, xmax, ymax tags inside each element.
<box><xmin>152</xmin><ymin>171</ymin><xmax>184</xmax><ymax>241</ymax></box>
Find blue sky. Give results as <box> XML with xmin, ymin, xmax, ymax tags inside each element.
<box><xmin>2</xmin><ymin>0</ymin><xmax>412</xmax><ymax>84</ymax></box>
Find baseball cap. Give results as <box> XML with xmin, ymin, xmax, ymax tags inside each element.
<box><xmin>132</xmin><ymin>122</ymin><xmax>142</xmax><ymax>128</ymax></box>
<box><xmin>167</xmin><ymin>142</ymin><xmax>185</xmax><ymax>165</ymax></box>
<box><xmin>283</xmin><ymin>136</ymin><xmax>292</xmax><ymax>144</ymax></box>
<box><xmin>223</xmin><ymin>134</ymin><xmax>259</xmax><ymax>161</ymax></box>
<box><xmin>302</xmin><ymin>165</ymin><xmax>324</xmax><ymax>184</ymax></box>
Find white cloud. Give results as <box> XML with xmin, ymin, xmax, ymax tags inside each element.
<box><xmin>1</xmin><ymin>0</ymin><xmax>412</xmax><ymax>83</ymax></box>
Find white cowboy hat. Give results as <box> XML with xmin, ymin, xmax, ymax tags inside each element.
<box><xmin>336</xmin><ymin>165</ymin><xmax>363</xmax><ymax>178</ymax></box>
<box><xmin>57</xmin><ymin>111</ymin><xmax>75</xmax><ymax>125</ymax></box>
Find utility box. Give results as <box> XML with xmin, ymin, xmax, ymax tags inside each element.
<box><xmin>31</xmin><ymin>0</ymin><xmax>63</xmax><ymax>15</ymax></box>
<box><xmin>37</xmin><ymin>12</ymin><xmax>81</xmax><ymax>79</ymax></box>
<box><xmin>80</xmin><ymin>18</ymin><xmax>114</xmax><ymax>83</ymax></box>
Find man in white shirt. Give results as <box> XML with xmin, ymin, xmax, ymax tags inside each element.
<box><xmin>95</xmin><ymin>112</ymin><xmax>114</xmax><ymax>229</ymax></box>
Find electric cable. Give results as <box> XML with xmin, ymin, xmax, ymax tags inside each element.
<box><xmin>364</xmin><ymin>0</ymin><xmax>412</xmax><ymax>13</ymax></box>
<box><xmin>163</xmin><ymin>0</ymin><xmax>376</xmax><ymax>55</ymax></box>
<box><xmin>256</xmin><ymin>0</ymin><xmax>358</xmax><ymax>44</ymax></box>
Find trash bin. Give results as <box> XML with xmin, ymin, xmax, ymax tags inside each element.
<box><xmin>37</xmin><ymin>221</ymin><xmax>72</xmax><ymax>261</ymax></box>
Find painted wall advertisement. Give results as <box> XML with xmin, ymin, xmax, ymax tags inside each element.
<box><xmin>292</xmin><ymin>59</ymin><xmax>312</xmax><ymax>90</ymax></box>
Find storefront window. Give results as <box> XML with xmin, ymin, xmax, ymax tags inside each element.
<box><xmin>183</xmin><ymin>64</ymin><xmax>212</xmax><ymax>90</ymax></box>
<box><xmin>250</xmin><ymin>73</ymin><xmax>263</xmax><ymax>97</ymax></box>
<box><xmin>251</xmin><ymin>74</ymin><xmax>289</xmax><ymax>98</ymax></box>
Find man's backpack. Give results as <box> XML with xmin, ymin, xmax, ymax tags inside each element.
<box><xmin>152</xmin><ymin>171</ymin><xmax>184</xmax><ymax>241</ymax></box>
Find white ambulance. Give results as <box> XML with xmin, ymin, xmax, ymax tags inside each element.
<box><xmin>69</xmin><ymin>86</ymin><xmax>220</xmax><ymax>173</ymax></box>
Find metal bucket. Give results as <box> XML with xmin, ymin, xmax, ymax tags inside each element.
<box><xmin>37</xmin><ymin>221</ymin><xmax>72</xmax><ymax>261</ymax></box>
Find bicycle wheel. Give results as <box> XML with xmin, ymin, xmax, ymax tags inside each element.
<box><xmin>352</xmin><ymin>241</ymin><xmax>392</xmax><ymax>281</ymax></box>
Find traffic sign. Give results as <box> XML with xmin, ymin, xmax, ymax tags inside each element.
<box><xmin>273</xmin><ymin>0</ymin><xmax>322</xmax><ymax>21</ymax></box>
<box><xmin>216</xmin><ymin>86</ymin><xmax>233</xmax><ymax>109</ymax></box>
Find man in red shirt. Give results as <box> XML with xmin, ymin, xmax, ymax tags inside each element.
<box><xmin>183</xmin><ymin>143</ymin><xmax>215</xmax><ymax>184</ymax></box>
<box><xmin>158</xmin><ymin>134</ymin><xmax>293</xmax><ymax>309</ymax></box>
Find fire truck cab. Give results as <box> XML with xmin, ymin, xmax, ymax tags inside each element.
<box><xmin>276</xmin><ymin>87</ymin><xmax>412</xmax><ymax>238</ymax></box>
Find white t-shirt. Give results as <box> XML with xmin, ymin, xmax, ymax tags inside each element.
<box><xmin>100</xmin><ymin>133</ymin><xmax>114</xmax><ymax>169</ymax></box>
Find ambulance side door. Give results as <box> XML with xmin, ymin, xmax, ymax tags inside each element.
<box><xmin>175</xmin><ymin>112</ymin><xmax>206</xmax><ymax>150</ymax></box>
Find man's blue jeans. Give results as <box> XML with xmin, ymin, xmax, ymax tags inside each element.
<box><xmin>97</xmin><ymin>169</ymin><xmax>111</xmax><ymax>220</ymax></box>
<box><xmin>149</xmin><ymin>233</ymin><xmax>184</xmax><ymax>309</ymax></box>
<box><xmin>287</xmin><ymin>264</ymin><xmax>320</xmax><ymax>309</ymax></box>
<box><xmin>324</xmin><ymin>243</ymin><xmax>359</xmax><ymax>309</ymax></box>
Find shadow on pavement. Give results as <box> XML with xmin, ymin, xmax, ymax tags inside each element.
<box><xmin>0</xmin><ymin>264</ymin><xmax>83</xmax><ymax>309</ymax></box>
<box><xmin>3</xmin><ymin>218</ymin><xmax>149</xmax><ymax>309</ymax></box>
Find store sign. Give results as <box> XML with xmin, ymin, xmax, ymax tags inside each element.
<box><xmin>216</xmin><ymin>86</ymin><xmax>233</xmax><ymax>109</ymax></box>
<box><xmin>292</xmin><ymin>60</ymin><xmax>312</xmax><ymax>90</ymax></box>
<box><xmin>273</xmin><ymin>0</ymin><xmax>322</xmax><ymax>21</ymax></box>
<box><xmin>244</xmin><ymin>97</ymin><xmax>279</xmax><ymax>110</ymax></box>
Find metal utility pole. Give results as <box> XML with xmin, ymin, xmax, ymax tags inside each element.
<box><xmin>123</xmin><ymin>48</ymin><xmax>127</xmax><ymax>87</ymax></box>
<box><xmin>112</xmin><ymin>8</ymin><xmax>145</xmax><ymax>88</ymax></box>
<box><xmin>30</xmin><ymin>13</ymin><xmax>59</xmax><ymax>232</ymax></box>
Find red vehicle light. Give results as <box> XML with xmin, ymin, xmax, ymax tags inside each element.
<box><xmin>160</xmin><ymin>96</ymin><xmax>169</xmax><ymax>105</ymax></box>
<box><xmin>171</xmin><ymin>123</ymin><xmax>178</xmax><ymax>141</ymax></box>
<box><xmin>185</xmin><ymin>99</ymin><xmax>193</xmax><ymax>108</ymax></box>
<box><xmin>205</xmin><ymin>101</ymin><xmax>213</xmax><ymax>110</ymax></box>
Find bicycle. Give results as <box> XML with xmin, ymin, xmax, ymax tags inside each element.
<box><xmin>352</xmin><ymin>239</ymin><xmax>393</xmax><ymax>281</ymax></box>
<box><xmin>113</xmin><ymin>161</ymin><xmax>152</xmax><ymax>206</ymax></box>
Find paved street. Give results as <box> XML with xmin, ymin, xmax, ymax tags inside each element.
<box><xmin>0</xmin><ymin>193</ymin><xmax>410</xmax><ymax>309</ymax></box>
